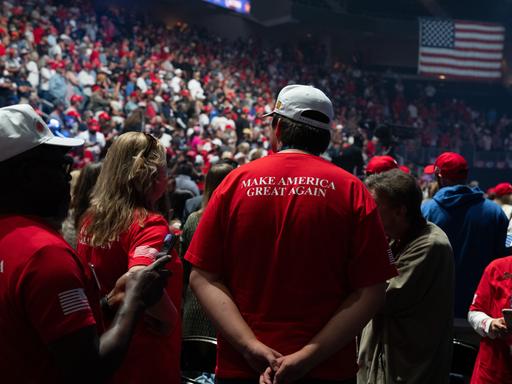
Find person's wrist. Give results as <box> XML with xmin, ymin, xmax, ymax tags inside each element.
<box><xmin>123</xmin><ymin>289</ymin><xmax>147</xmax><ymax>312</ymax></box>
<box><xmin>299</xmin><ymin>344</ymin><xmax>321</xmax><ymax>370</ymax></box>
<box><xmin>240</xmin><ymin>336</ymin><xmax>260</xmax><ymax>358</ymax></box>
<box><xmin>483</xmin><ymin>318</ymin><xmax>492</xmax><ymax>335</ymax></box>
<box><xmin>100</xmin><ymin>294</ymin><xmax>116</xmax><ymax>318</ymax></box>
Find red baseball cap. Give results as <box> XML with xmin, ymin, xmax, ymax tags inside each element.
<box><xmin>70</xmin><ymin>94</ymin><xmax>83</xmax><ymax>103</ymax></box>
<box><xmin>494</xmin><ymin>182</ymin><xmax>512</xmax><ymax>197</ymax></box>
<box><xmin>423</xmin><ymin>164</ymin><xmax>435</xmax><ymax>175</ymax></box>
<box><xmin>399</xmin><ymin>165</ymin><xmax>411</xmax><ymax>174</ymax></box>
<box><xmin>89</xmin><ymin>124</ymin><xmax>101</xmax><ymax>132</ymax></box>
<box><xmin>434</xmin><ymin>152</ymin><xmax>468</xmax><ymax>179</ymax></box>
<box><xmin>66</xmin><ymin>110</ymin><xmax>80</xmax><ymax>119</ymax></box>
<box><xmin>366</xmin><ymin>156</ymin><xmax>399</xmax><ymax>175</ymax></box>
<box><xmin>98</xmin><ymin>111</ymin><xmax>110</xmax><ymax>121</ymax></box>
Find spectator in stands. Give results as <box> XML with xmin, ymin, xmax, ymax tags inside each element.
<box><xmin>76</xmin><ymin>119</ymin><xmax>106</xmax><ymax>162</ymax></box>
<box><xmin>365</xmin><ymin>155</ymin><xmax>399</xmax><ymax>176</ymax></box>
<box><xmin>330</xmin><ymin>135</ymin><xmax>365</xmax><ymax>176</ymax></box>
<box><xmin>48</xmin><ymin>61</ymin><xmax>68</xmax><ymax>105</ymax></box>
<box><xmin>61</xmin><ymin>162</ymin><xmax>102</xmax><ymax>248</ymax></box>
<box><xmin>359</xmin><ymin>169</ymin><xmax>454</xmax><ymax>384</ymax></box>
<box><xmin>493</xmin><ymin>182</ymin><xmax>512</xmax><ymax>249</ymax></box>
<box><xmin>468</xmin><ymin>256</ymin><xmax>512</xmax><ymax>383</ymax></box>
<box><xmin>77</xmin><ymin>132</ymin><xmax>182</xmax><ymax>384</ymax></box>
<box><xmin>422</xmin><ymin>152</ymin><xmax>508</xmax><ymax>319</ymax></box>
<box><xmin>494</xmin><ymin>182</ymin><xmax>512</xmax><ymax>221</ymax></box>
<box><xmin>0</xmin><ymin>104</ymin><xmax>170</xmax><ymax>383</ymax></box>
<box><xmin>186</xmin><ymin>85</ymin><xmax>396</xmax><ymax>384</ymax></box>
<box><xmin>175</xmin><ymin>160</ymin><xmax>200</xmax><ymax>197</ymax></box>
<box><xmin>181</xmin><ymin>162</ymin><xmax>235</xmax><ymax>338</ymax></box>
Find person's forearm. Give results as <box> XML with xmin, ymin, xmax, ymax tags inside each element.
<box><xmin>190</xmin><ymin>268</ymin><xmax>257</xmax><ymax>354</ymax></box>
<box><xmin>98</xmin><ymin>293</ymin><xmax>145</xmax><ymax>375</ymax></box>
<box><xmin>300</xmin><ymin>283</ymin><xmax>386</xmax><ymax>369</ymax></box>
<box><xmin>468</xmin><ymin>310</ymin><xmax>492</xmax><ymax>337</ymax></box>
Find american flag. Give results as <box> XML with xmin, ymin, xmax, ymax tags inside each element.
<box><xmin>58</xmin><ymin>288</ymin><xmax>91</xmax><ymax>316</ymax></box>
<box><xmin>419</xmin><ymin>18</ymin><xmax>505</xmax><ymax>81</ymax></box>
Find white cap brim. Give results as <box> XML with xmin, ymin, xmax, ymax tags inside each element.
<box><xmin>44</xmin><ymin>136</ymin><xmax>84</xmax><ymax>148</ymax></box>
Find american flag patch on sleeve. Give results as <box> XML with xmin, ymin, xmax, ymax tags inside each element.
<box><xmin>58</xmin><ymin>288</ymin><xmax>91</xmax><ymax>316</ymax></box>
<box><xmin>133</xmin><ymin>245</ymin><xmax>159</xmax><ymax>261</ymax></box>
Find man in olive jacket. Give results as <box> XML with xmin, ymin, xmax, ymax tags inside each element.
<box><xmin>358</xmin><ymin>169</ymin><xmax>454</xmax><ymax>384</ymax></box>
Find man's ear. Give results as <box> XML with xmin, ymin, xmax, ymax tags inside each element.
<box><xmin>274</xmin><ymin>118</ymin><xmax>282</xmax><ymax>140</ymax></box>
<box><xmin>435</xmin><ymin>172</ymin><xmax>442</xmax><ymax>186</ymax></box>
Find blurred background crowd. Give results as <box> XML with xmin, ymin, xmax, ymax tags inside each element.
<box><xmin>3</xmin><ymin>0</ymin><xmax>512</xmax><ymax>188</ymax></box>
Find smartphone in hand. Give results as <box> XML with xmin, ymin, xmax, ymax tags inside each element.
<box><xmin>502</xmin><ymin>308</ymin><xmax>512</xmax><ymax>329</ymax></box>
<box><xmin>158</xmin><ymin>233</ymin><xmax>178</xmax><ymax>258</ymax></box>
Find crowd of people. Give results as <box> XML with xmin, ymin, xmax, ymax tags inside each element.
<box><xmin>1</xmin><ymin>0</ymin><xmax>512</xmax><ymax>383</ymax></box>
<box><xmin>0</xmin><ymin>0</ymin><xmax>511</xmax><ymax>180</ymax></box>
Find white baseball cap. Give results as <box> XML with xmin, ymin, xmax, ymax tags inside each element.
<box><xmin>0</xmin><ymin>104</ymin><xmax>84</xmax><ymax>162</ymax></box>
<box><xmin>263</xmin><ymin>84</ymin><xmax>334</xmax><ymax>130</ymax></box>
<box><xmin>212</xmin><ymin>138</ymin><xmax>223</xmax><ymax>147</ymax></box>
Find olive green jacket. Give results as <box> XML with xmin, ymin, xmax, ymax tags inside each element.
<box><xmin>358</xmin><ymin>222</ymin><xmax>454</xmax><ymax>384</ymax></box>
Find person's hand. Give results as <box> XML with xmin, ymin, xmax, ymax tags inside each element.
<box><xmin>268</xmin><ymin>348</ymin><xmax>316</xmax><ymax>384</ymax></box>
<box><xmin>125</xmin><ymin>255</ymin><xmax>171</xmax><ymax>309</ymax></box>
<box><xmin>242</xmin><ymin>339</ymin><xmax>282</xmax><ymax>374</ymax></box>
<box><xmin>260</xmin><ymin>367</ymin><xmax>273</xmax><ymax>384</ymax></box>
<box><xmin>105</xmin><ymin>265</ymin><xmax>147</xmax><ymax>309</ymax></box>
<box><xmin>489</xmin><ymin>317</ymin><xmax>509</xmax><ymax>338</ymax></box>
<box><xmin>104</xmin><ymin>271</ymin><xmax>131</xmax><ymax>309</ymax></box>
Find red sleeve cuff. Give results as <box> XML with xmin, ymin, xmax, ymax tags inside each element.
<box><xmin>128</xmin><ymin>256</ymin><xmax>154</xmax><ymax>269</ymax></box>
<box><xmin>185</xmin><ymin>250</ymin><xmax>221</xmax><ymax>275</ymax></box>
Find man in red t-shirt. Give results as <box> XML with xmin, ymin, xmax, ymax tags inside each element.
<box><xmin>186</xmin><ymin>85</ymin><xmax>397</xmax><ymax>384</ymax></box>
<box><xmin>0</xmin><ymin>104</ymin><xmax>170</xmax><ymax>383</ymax></box>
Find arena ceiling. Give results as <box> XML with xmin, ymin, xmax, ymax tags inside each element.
<box><xmin>155</xmin><ymin>0</ymin><xmax>512</xmax><ymax>25</ymax></box>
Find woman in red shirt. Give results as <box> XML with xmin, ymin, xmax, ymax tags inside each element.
<box><xmin>77</xmin><ymin>132</ymin><xmax>182</xmax><ymax>384</ymax></box>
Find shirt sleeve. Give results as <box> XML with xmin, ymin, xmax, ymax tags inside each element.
<box><xmin>468</xmin><ymin>310</ymin><xmax>493</xmax><ymax>337</ymax></box>
<box><xmin>384</xmin><ymin>238</ymin><xmax>452</xmax><ymax>314</ymax></box>
<box><xmin>469</xmin><ymin>262</ymin><xmax>493</xmax><ymax>315</ymax></box>
<box><xmin>127</xmin><ymin>214</ymin><xmax>169</xmax><ymax>269</ymax></box>
<box><xmin>20</xmin><ymin>245</ymin><xmax>96</xmax><ymax>344</ymax></box>
<box><xmin>347</xmin><ymin>185</ymin><xmax>398</xmax><ymax>289</ymax></box>
<box><xmin>185</xmin><ymin>187</ymin><xmax>224</xmax><ymax>275</ymax></box>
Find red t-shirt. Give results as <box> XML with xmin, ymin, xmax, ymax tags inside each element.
<box><xmin>77</xmin><ymin>212</ymin><xmax>182</xmax><ymax>384</ymax></box>
<box><xmin>33</xmin><ymin>26</ymin><xmax>45</xmax><ymax>45</ymax></box>
<box><xmin>185</xmin><ymin>152</ymin><xmax>397</xmax><ymax>380</ymax></box>
<box><xmin>0</xmin><ymin>215</ymin><xmax>98</xmax><ymax>383</ymax></box>
<box><xmin>470</xmin><ymin>256</ymin><xmax>512</xmax><ymax>384</ymax></box>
